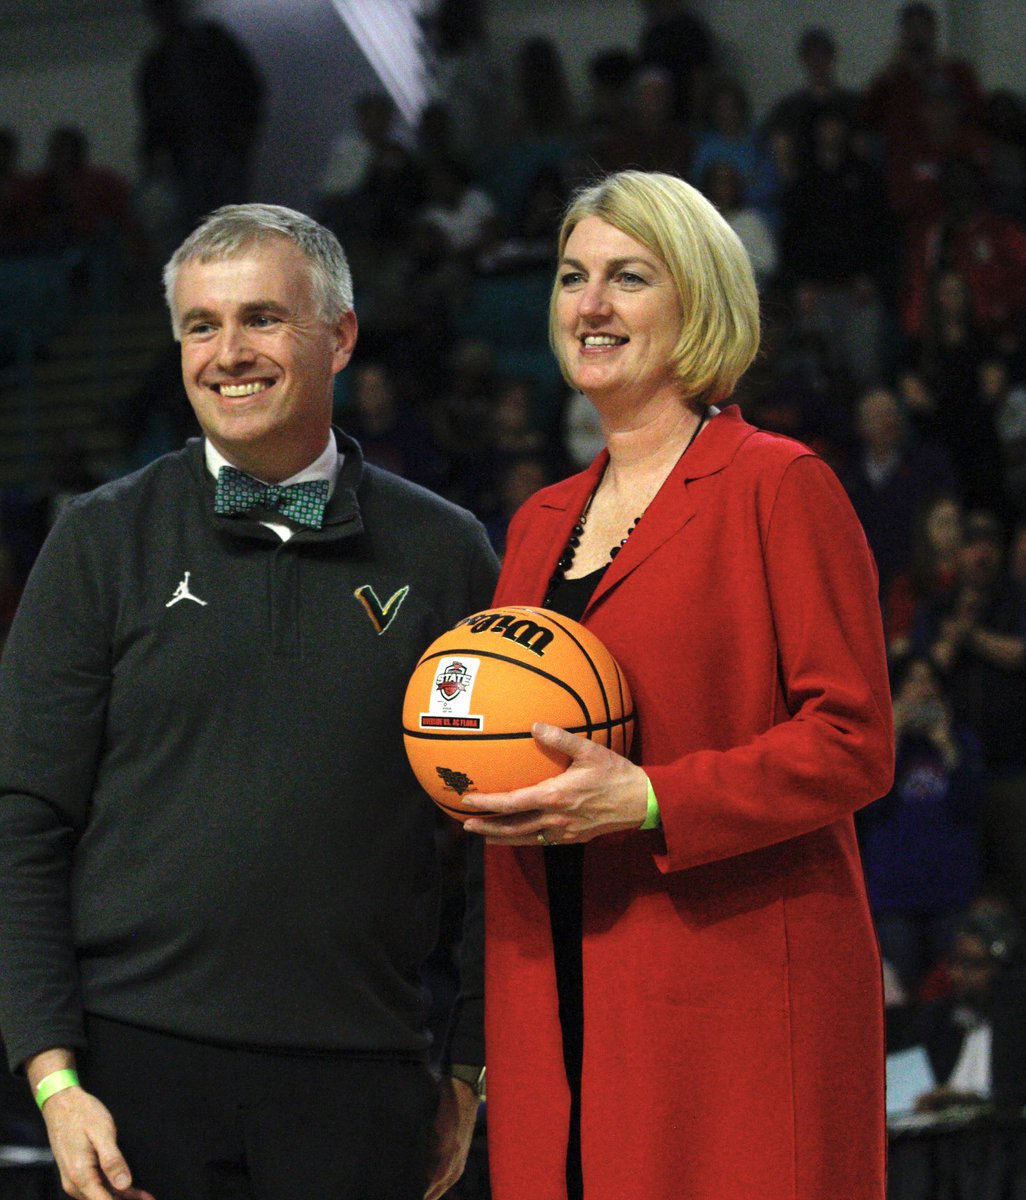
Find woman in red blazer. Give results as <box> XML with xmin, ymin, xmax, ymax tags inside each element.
<box><xmin>461</xmin><ymin>171</ymin><xmax>895</xmax><ymax>1200</ymax></box>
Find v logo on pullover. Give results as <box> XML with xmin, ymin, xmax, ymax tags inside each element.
<box><xmin>354</xmin><ymin>584</ymin><xmax>410</xmax><ymax>634</ymax></box>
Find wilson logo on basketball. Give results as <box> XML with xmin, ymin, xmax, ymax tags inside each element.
<box><xmin>452</xmin><ymin>611</ymin><xmax>554</xmax><ymax>657</ymax></box>
<box><xmin>436</xmin><ymin>661</ymin><xmax>471</xmax><ymax>701</ymax></box>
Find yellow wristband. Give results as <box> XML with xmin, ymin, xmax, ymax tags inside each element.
<box><xmin>34</xmin><ymin>1068</ymin><xmax>79</xmax><ymax>1111</ymax></box>
<box><xmin>639</xmin><ymin>777</ymin><xmax>661</xmax><ymax>830</ymax></box>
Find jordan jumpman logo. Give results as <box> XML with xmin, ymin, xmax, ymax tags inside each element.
<box><xmin>166</xmin><ymin>571</ymin><xmax>208</xmax><ymax>607</ymax></box>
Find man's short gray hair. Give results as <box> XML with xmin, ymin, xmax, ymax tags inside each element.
<box><xmin>163</xmin><ymin>203</ymin><xmax>354</xmax><ymax>340</ymax></box>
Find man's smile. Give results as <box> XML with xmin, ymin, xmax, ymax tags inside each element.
<box><xmin>212</xmin><ymin>380</ymin><xmax>273</xmax><ymax>397</ymax></box>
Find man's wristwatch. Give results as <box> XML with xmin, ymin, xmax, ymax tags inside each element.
<box><xmin>449</xmin><ymin>1063</ymin><xmax>486</xmax><ymax>1101</ymax></box>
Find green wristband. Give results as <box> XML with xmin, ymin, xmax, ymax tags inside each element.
<box><xmin>34</xmin><ymin>1068</ymin><xmax>79</xmax><ymax>1110</ymax></box>
<box><xmin>639</xmin><ymin>776</ymin><xmax>661</xmax><ymax>830</ymax></box>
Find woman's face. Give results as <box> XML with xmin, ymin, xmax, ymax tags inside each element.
<box><xmin>555</xmin><ymin>215</ymin><xmax>683</xmax><ymax>409</ymax></box>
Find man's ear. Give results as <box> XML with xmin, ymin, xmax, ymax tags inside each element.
<box><xmin>332</xmin><ymin>308</ymin><xmax>359</xmax><ymax>374</ymax></box>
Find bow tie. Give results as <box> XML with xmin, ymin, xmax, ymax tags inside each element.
<box><xmin>214</xmin><ymin>466</ymin><xmax>330</xmax><ymax>529</ymax></box>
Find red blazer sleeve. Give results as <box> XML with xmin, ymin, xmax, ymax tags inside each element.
<box><xmin>646</xmin><ymin>454</ymin><xmax>894</xmax><ymax>873</ymax></box>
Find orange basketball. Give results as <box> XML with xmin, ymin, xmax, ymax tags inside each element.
<box><xmin>402</xmin><ymin>606</ymin><xmax>634</xmax><ymax>820</ymax></box>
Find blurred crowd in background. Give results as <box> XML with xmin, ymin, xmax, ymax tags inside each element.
<box><xmin>3</xmin><ymin>0</ymin><xmax>1026</xmax><ymax>1154</ymax></box>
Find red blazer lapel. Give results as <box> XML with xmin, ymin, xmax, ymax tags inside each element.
<box><xmin>585</xmin><ymin>406</ymin><xmax>756</xmax><ymax>616</ymax></box>
<box><xmin>497</xmin><ymin>406</ymin><xmax>760</xmax><ymax>615</ymax></box>
<box><xmin>498</xmin><ymin>451</ymin><xmax>609</xmax><ymax>607</ymax></box>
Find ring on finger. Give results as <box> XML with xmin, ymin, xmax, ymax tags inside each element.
<box><xmin>537</xmin><ymin>830</ymin><xmax>550</xmax><ymax>847</ymax></box>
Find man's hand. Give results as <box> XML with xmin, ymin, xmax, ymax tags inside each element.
<box><xmin>27</xmin><ymin>1050</ymin><xmax>154</xmax><ymax>1200</ymax></box>
<box><xmin>42</xmin><ymin>1088</ymin><xmax>155</xmax><ymax>1200</ymax></box>
<box><xmin>424</xmin><ymin>1076</ymin><xmax>479</xmax><ymax>1200</ymax></box>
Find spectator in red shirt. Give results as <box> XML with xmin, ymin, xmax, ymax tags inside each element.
<box><xmin>18</xmin><ymin>126</ymin><xmax>134</xmax><ymax>251</ymax></box>
<box><xmin>886</xmin><ymin>73</ymin><xmax>991</xmax><ymax>229</ymax></box>
<box><xmin>902</xmin><ymin>158</ymin><xmax>1026</xmax><ymax>343</ymax></box>
<box><xmin>885</xmin><ymin>493</ymin><xmax>963</xmax><ymax>657</ymax></box>
<box><xmin>863</xmin><ymin>2</ymin><xmax>982</xmax><ymax>174</ymax></box>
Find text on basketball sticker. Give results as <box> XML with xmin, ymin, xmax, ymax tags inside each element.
<box><xmin>452</xmin><ymin>612</ymin><xmax>553</xmax><ymax>657</ymax></box>
<box><xmin>420</xmin><ymin>656</ymin><xmax>485</xmax><ymax>731</ymax></box>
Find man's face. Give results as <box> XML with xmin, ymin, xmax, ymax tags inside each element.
<box><xmin>174</xmin><ymin>238</ymin><xmax>357</xmax><ymax>481</ymax></box>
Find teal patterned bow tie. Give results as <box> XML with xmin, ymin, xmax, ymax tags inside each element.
<box><xmin>214</xmin><ymin>466</ymin><xmax>330</xmax><ymax>529</ymax></box>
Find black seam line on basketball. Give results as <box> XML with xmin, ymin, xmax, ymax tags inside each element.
<box><xmin>435</xmin><ymin>800</ymin><xmax>500</xmax><ymax>817</ymax></box>
<box><xmin>514</xmin><ymin>606</ymin><xmax>614</xmax><ymax>743</ymax></box>
<box><xmin>417</xmin><ymin>647</ymin><xmax>593</xmax><ymax>731</ymax></box>
<box><xmin>616</xmin><ymin>663</ymin><xmax>629</xmax><ymax>754</ymax></box>
<box><xmin>611</xmin><ymin>660</ymin><xmax>626</xmax><ymax>754</ymax></box>
<box><xmin>402</xmin><ymin>714</ymin><xmax>636</xmax><ymax>741</ymax></box>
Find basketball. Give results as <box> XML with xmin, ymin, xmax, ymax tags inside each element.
<box><xmin>402</xmin><ymin>606</ymin><xmax>634</xmax><ymax>820</ymax></box>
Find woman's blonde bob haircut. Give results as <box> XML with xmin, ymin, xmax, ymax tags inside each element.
<box><xmin>549</xmin><ymin>171</ymin><xmax>760</xmax><ymax>406</ymax></box>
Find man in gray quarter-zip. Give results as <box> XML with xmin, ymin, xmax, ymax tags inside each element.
<box><xmin>0</xmin><ymin>204</ymin><xmax>496</xmax><ymax>1200</ymax></box>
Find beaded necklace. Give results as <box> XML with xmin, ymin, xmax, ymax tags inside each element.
<box><xmin>543</xmin><ymin>407</ymin><xmax>708</xmax><ymax>608</ymax></box>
